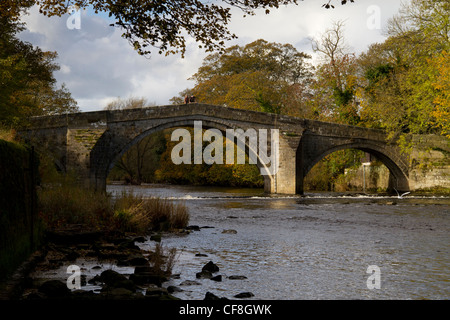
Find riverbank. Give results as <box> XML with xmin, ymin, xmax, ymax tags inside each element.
<box><xmin>3</xmin><ymin>226</ymin><xmax>185</xmax><ymax>300</ymax></box>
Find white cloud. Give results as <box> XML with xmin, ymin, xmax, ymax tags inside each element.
<box><xmin>17</xmin><ymin>1</ymin><xmax>406</xmax><ymax>112</ymax></box>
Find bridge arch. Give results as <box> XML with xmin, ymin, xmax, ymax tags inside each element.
<box><xmin>90</xmin><ymin>116</ymin><xmax>274</xmax><ymax>192</ymax></box>
<box><xmin>299</xmin><ymin>138</ymin><xmax>410</xmax><ymax>193</ymax></box>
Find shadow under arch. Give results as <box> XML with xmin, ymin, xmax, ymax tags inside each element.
<box><xmin>299</xmin><ymin>141</ymin><xmax>410</xmax><ymax>194</ymax></box>
<box><xmin>90</xmin><ymin>117</ymin><xmax>275</xmax><ymax>192</ymax></box>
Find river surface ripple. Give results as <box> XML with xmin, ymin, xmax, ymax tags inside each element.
<box><xmin>107</xmin><ymin>184</ymin><xmax>450</xmax><ymax>300</ymax></box>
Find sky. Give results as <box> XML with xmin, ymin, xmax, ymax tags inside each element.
<box><xmin>18</xmin><ymin>0</ymin><xmax>408</xmax><ymax>112</ymax></box>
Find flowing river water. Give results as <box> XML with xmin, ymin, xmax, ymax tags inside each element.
<box><xmin>105</xmin><ymin>184</ymin><xmax>449</xmax><ymax>300</ymax></box>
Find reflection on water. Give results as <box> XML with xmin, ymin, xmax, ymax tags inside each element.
<box><xmin>108</xmin><ymin>184</ymin><xmax>449</xmax><ymax>300</ymax></box>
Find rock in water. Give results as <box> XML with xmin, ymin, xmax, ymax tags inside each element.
<box><xmin>99</xmin><ymin>270</ymin><xmax>135</xmax><ymax>291</ymax></box>
<box><xmin>228</xmin><ymin>275</ymin><xmax>247</xmax><ymax>280</ymax></box>
<box><xmin>38</xmin><ymin>280</ymin><xmax>70</xmax><ymax>298</ymax></box>
<box><xmin>222</xmin><ymin>229</ymin><xmax>237</xmax><ymax>234</ymax></box>
<box><xmin>196</xmin><ymin>270</ymin><xmax>213</xmax><ymax>279</ymax></box>
<box><xmin>234</xmin><ymin>292</ymin><xmax>254</xmax><ymax>298</ymax></box>
<box><xmin>211</xmin><ymin>275</ymin><xmax>222</xmax><ymax>282</ymax></box>
<box><xmin>202</xmin><ymin>261</ymin><xmax>219</xmax><ymax>273</ymax></box>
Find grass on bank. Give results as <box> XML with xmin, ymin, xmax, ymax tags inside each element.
<box><xmin>37</xmin><ymin>182</ymin><xmax>190</xmax><ymax>234</ymax></box>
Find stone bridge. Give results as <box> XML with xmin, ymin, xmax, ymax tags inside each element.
<box><xmin>18</xmin><ymin>103</ymin><xmax>410</xmax><ymax>194</ymax></box>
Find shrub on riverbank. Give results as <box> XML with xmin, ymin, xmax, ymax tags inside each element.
<box><xmin>37</xmin><ymin>183</ymin><xmax>113</xmax><ymax>231</ymax></box>
<box><xmin>38</xmin><ymin>184</ymin><xmax>189</xmax><ymax>234</ymax></box>
<box><xmin>113</xmin><ymin>192</ymin><xmax>189</xmax><ymax>233</ymax></box>
<box><xmin>114</xmin><ymin>193</ymin><xmax>189</xmax><ymax>233</ymax></box>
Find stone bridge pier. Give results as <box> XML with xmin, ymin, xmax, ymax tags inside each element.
<box><xmin>18</xmin><ymin>104</ymin><xmax>410</xmax><ymax>194</ymax></box>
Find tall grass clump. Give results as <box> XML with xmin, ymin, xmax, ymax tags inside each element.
<box><xmin>38</xmin><ymin>182</ymin><xmax>189</xmax><ymax>234</ymax></box>
<box><xmin>37</xmin><ymin>183</ymin><xmax>114</xmax><ymax>231</ymax></box>
<box><xmin>112</xmin><ymin>192</ymin><xmax>189</xmax><ymax>233</ymax></box>
<box><xmin>151</xmin><ymin>243</ymin><xmax>179</xmax><ymax>276</ymax></box>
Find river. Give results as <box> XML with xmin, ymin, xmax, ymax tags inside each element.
<box><xmin>106</xmin><ymin>184</ymin><xmax>449</xmax><ymax>300</ymax></box>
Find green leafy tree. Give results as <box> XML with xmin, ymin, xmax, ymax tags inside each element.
<box><xmin>6</xmin><ymin>0</ymin><xmax>357</xmax><ymax>57</ymax></box>
<box><xmin>176</xmin><ymin>39</ymin><xmax>313</xmax><ymax>116</ymax></box>
<box><xmin>430</xmin><ymin>51</ymin><xmax>450</xmax><ymax>138</ymax></box>
<box><xmin>154</xmin><ymin>128</ymin><xmax>264</xmax><ymax>188</ymax></box>
<box><xmin>0</xmin><ymin>16</ymin><xmax>78</xmax><ymax>127</ymax></box>
<box><xmin>356</xmin><ymin>0</ymin><xmax>450</xmax><ymax>142</ymax></box>
<box><xmin>309</xmin><ymin>20</ymin><xmax>360</xmax><ymax>124</ymax></box>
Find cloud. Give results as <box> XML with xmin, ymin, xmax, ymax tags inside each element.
<box><xmin>17</xmin><ymin>1</ymin><xmax>406</xmax><ymax>112</ymax></box>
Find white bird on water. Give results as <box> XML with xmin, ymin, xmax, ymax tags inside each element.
<box><xmin>394</xmin><ymin>188</ymin><xmax>411</xmax><ymax>199</ymax></box>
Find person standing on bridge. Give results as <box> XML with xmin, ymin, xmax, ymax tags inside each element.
<box><xmin>184</xmin><ymin>95</ymin><xmax>190</xmax><ymax>104</ymax></box>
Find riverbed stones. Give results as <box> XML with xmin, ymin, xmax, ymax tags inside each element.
<box><xmin>202</xmin><ymin>261</ymin><xmax>219</xmax><ymax>273</ymax></box>
<box><xmin>179</xmin><ymin>280</ymin><xmax>201</xmax><ymax>286</ymax></box>
<box><xmin>99</xmin><ymin>270</ymin><xmax>135</xmax><ymax>291</ymax></box>
<box><xmin>234</xmin><ymin>292</ymin><xmax>254</xmax><ymax>298</ymax></box>
<box><xmin>222</xmin><ymin>229</ymin><xmax>237</xmax><ymax>234</ymax></box>
<box><xmin>196</xmin><ymin>270</ymin><xmax>213</xmax><ymax>279</ymax></box>
<box><xmin>228</xmin><ymin>275</ymin><xmax>247</xmax><ymax>280</ymax></box>
<box><xmin>117</xmin><ymin>254</ymin><xmax>149</xmax><ymax>267</ymax></box>
<box><xmin>195</xmin><ymin>253</ymin><xmax>208</xmax><ymax>257</ymax></box>
<box><xmin>129</xmin><ymin>265</ymin><xmax>168</xmax><ymax>286</ymax></box>
<box><xmin>204</xmin><ymin>292</ymin><xmax>228</xmax><ymax>300</ymax></box>
<box><xmin>38</xmin><ymin>280</ymin><xmax>71</xmax><ymax>298</ymax></box>
<box><xmin>210</xmin><ymin>275</ymin><xmax>222</xmax><ymax>282</ymax></box>
<box><xmin>167</xmin><ymin>285</ymin><xmax>183</xmax><ymax>293</ymax></box>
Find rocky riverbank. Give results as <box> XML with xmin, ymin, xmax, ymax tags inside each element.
<box><xmin>6</xmin><ymin>224</ymin><xmax>253</xmax><ymax>301</ymax></box>
<box><xmin>7</xmin><ymin>225</ymin><xmax>181</xmax><ymax>300</ymax></box>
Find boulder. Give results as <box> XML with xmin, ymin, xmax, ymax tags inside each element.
<box><xmin>130</xmin><ymin>266</ymin><xmax>167</xmax><ymax>286</ymax></box>
<box><xmin>145</xmin><ymin>287</ymin><xmax>169</xmax><ymax>299</ymax></box>
<box><xmin>167</xmin><ymin>286</ymin><xmax>183</xmax><ymax>293</ymax></box>
<box><xmin>38</xmin><ymin>280</ymin><xmax>71</xmax><ymax>298</ymax></box>
<box><xmin>129</xmin><ymin>273</ymin><xmax>167</xmax><ymax>287</ymax></box>
<box><xmin>99</xmin><ymin>270</ymin><xmax>135</xmax><ymax>291</ymax></box>
<box><xmin>222</xmin><ymin>229</ymin><xmax>237</xmax><ymax>234</ymax></box>
<box><xmin>195</xmin><ymin>253</ymin><xmax>208</xmax><ymax>257</ymax></box>
<box><xmin>234</xmin><ymin>292</ymin><xmax>254</xmax><ymax>298</ymax></box>
<box><xmin>204</xmin><ymin>292</ymin><xmax>221</xmax><ymax>300</ymax></box>
<box><xmin>204</xmin><ymin>292</ymin><xmax>228</xmax><ymax>300</ymax></box>
<box><xmin>179</xmin><ymin>280</ymin><xmax>201</xmax><ymax>286</ymax></box>
<box><xmin>202</xmin><ymin>261</ymin><xmax>219</xmax><ymax>273</ymax></box>
<box><xmin>196</xmin><ymin>270</ymin><xmax>212</xmax><ymax>279</ymax></box>
<box><xmin>117</xmin><ymin>254</ymin><xmax>149</xmax><ymax>267</ymax></box>
<box><xmin>210</xmin><ymin>275</ymin><xmax>222</xmax><ymax>282</ymax></box>
<box><xmin>228</xmin><ymin>275</ymin><xmax>247</xmax><ymax>280</ymax></box>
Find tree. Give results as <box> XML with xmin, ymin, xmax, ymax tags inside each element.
<box><xmin>309</xmin><ymin>20</ymin><xmax>359</xmax><ymax>124</ymax></box>
<box><xmin>154</xmin><ymin>128</ymin><xmax>264</xmax><ymax>188</ymax></box>
<box><xmin>104</xmin><ymin>96</ymin><xmax>151</xmax><ymax>110</ymax></box>
<box><xmin>356</xmin><ymin>0</ymin><xmax>450</xmax><ymax>142</ymax></box>
<box><xmin>178</xmin><ymin>39</ymin><xmax>313</xmax><ymax>116</ymax></box>
<box><xmin>430</xmin><ymin>51</ymin><xmax>450</xmax><ymax>138</ymax></box>
<box><xmin>0</xmin><ymin>16</ymin><xmax>78</xmax><ymax>127</ymax></box>
<box><xmin>5</xmin><ymin>0</ymin><xmax>357</xmax><ymax>57</ymax></box>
